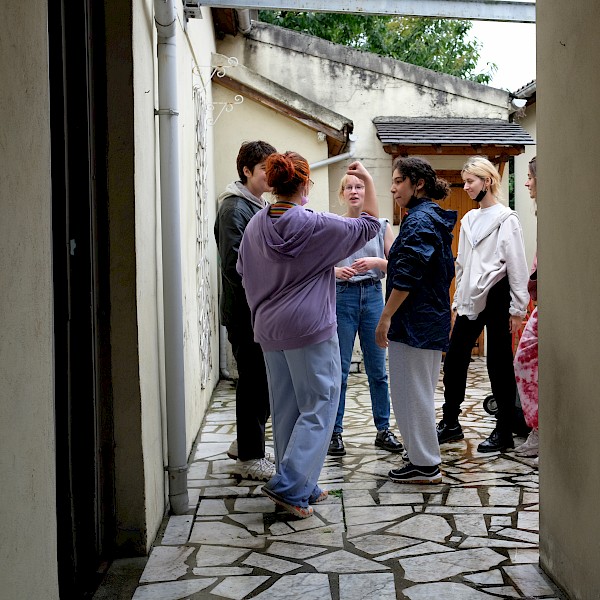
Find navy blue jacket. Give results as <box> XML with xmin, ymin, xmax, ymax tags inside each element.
<box><xmin>386</xmin><ymin>198</ymin><xmax>457</xmax><ymax>351</ymax></box>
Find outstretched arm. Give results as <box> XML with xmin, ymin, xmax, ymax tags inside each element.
<box><xmin>346</xmin><ymin>161</ymin><xmax>378</xmax><ymax>217</ymax></box>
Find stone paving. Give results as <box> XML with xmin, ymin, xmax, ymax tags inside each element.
<box><xmin>131</xmin><ymin>358</ymin><xmax>565</xmax><ymax>600</ymax></box>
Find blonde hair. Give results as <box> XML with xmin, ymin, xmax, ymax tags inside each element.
<box><xmin>461</xmin><ymin>156</ymin><xmax>503</xmax><ymax>200</ymax></box>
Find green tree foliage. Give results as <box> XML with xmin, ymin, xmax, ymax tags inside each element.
<box><xmin>258</xmin><ymin>12</ymin><xmax>496</xmax><ymax>84</ymax></box>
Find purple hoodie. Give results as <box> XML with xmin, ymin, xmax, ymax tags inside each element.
<box><xmin>237</xmin><ymin>205</ymin><xmax>380</xmax><ymax>351</ymax></box>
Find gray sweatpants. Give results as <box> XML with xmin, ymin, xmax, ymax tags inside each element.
<box><xmin>388</xmin><ymin>341</ymin><xmax>442</xmax><ymax>467</ymax></box>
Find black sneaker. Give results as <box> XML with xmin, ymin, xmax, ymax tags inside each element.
<box><xmin>436</xmin><ymin>419</ymin><xmax>464</xmax><ymax>444</ymax></box>
<box><xmin>327</xmin><ymin>432</ymin><xmax>346</xmax><ymax>456</ymax></box>
<box><xmin>388</xmin><ymin>463</ymin><xmax>442</xmax><ymax>484</ymax></box>
<box><xmin>375</xmin><ymin>429</ymin><xmax>404</xmax><ymax>453</ymax></box>
<box><xmin>477</xmin><ymin>428</ymin><xmax>514</xmax><ymax>453</ymax></box>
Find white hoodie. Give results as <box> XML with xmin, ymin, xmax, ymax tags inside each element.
<box><xmin>453</xmin><ymin>204</ymin><xmax>529</xmax><ymax>319</ymax></box>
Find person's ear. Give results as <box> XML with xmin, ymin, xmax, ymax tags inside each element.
<box><xmin>243</xmin><ymin>165</ymin><xmax>252</xmax><ymax>179</ymax></box>
<box><xmin>416</xmin><ymin>178</ymin><xmax>425</xmax><ymax>191</ymax></box>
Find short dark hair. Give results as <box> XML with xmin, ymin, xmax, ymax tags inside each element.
<box><xmin>236</xmin><ymin>141</ymin><xmax>277</xmax><ymax>183</ymax></box>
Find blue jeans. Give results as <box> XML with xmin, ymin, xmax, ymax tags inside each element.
<box><xmin>262</xmin><ymin>335</ymin><xmax>341</xmax><ymax>507</ymax></box>
<box><xmin>334</xmin><ymin>280</ymin><xmax>391</xmax><ymax>433</ymax></box>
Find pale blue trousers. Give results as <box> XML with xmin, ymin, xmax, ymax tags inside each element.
<box><xmin>262</xmin><ymin>334</ymin><xmax>340</xmax><ymax>507</ymax></box>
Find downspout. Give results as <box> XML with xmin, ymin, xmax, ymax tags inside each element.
<box><xmin>309</xmin><ymin>133</ymin><xmax>357</xmax><ymax>170</ymax></box>
<box><xmin>154</xmin><ymin>0</ymin><xmax>188</xmax><ymax>515</ymax></box>
<box><xmin>236</xmin><ymin>9</ymin><xmax>252</xmax><ymax>34</ymax></box>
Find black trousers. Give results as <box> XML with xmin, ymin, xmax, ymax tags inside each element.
<box><xmin>442</xmin><ymin>277</ymin><xmax>516</xmax><ymax>435</ymax></box>
<box><xmin>226</xmin><ymin>321</ymin><xmax>270</xmax><ymax>461</ymax></box>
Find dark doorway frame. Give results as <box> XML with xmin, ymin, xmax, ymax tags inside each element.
<box><xmin>49</xmin><ymin>0</ymin><xmax>115</xmax><ymax>596</ymax></box>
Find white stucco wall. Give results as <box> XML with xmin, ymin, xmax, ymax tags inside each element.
<box><xmin>0</xmin><ymin>3</ymin><xmax>59</xmax><ymax>599</ymax></box>
<box><xmin>538</xmin><ymin>2</ymin><xmax>600</xmax><ymax>598</ymax></box>
<box><xmin>217</xmin><ymin>25</ymin><xmax>511</xmax><ymax>227</ymax></box>
<box><xmin>513</xmin><ymin>104</ymin><xmax>537</xmax><ymax>268</ymax></box>
<box><xmin>131</xmin><ymin>2</ymin><xmax>221</xmax><ymax>545</ymax></box>
<box><xmin>212</xmin><ymin>84</ymin><xmax>329</xmax><ymax>211</ymax></box>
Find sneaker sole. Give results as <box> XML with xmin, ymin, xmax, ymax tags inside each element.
<box><xmin>438</xmin><ymin>433</ymin><xmax>464</xmax><ymax>444</ymax></box>
<box><xmin>233</xmin><ymin>467</ymin><xmax>275</xmax><ymax>482</ymax></box>
<box><xmin>374</xmin><ymin>441</ymin><xmax>404</xmax><ymax>453</ymax></box>
<box><xmin>327</xmin><ymin>449</ymin><xmax>346</xmax><ymax>457</ymax></box>
<box><xmin>389</xmin><ymin>475</ymin><xmax>443</xmax><ymax>484</ymax></box>
<box><xmin>477</xmin><ymin>444</ymin><xmax>514</xmax><ymax>453</ymax></box>
<box><xmin>262</xmin><ymin>487</ymin><xmax>313</xmax><ymax>519</ymax></box>
<box><xmin>227</xmin><ymin>451</ymin><xmax>238</xmax><ymax>460</ymax></box>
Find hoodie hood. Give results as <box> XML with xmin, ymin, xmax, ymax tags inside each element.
<box><xmin>460</xmin><ymin>204</ymin><xmax>515</xmax><ymax>246</ymax></box>
<box><xmin>217</xmin><ymin>181</ymin><xmax>266</xmax><ymax>210</ymax></box>
<box><xmin>251</xmin><ymin>205</ymin><xmax>318</xmax><ymax>261</ymax></box>
<box><xmin>409</xmin><ymin>198</ymin><xmax>458</xmax><ymax>235</ymax></box>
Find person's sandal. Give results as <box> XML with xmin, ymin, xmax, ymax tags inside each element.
<box><xmin>262</xmin><ymin>486</ymin><xmax>313</xmax><ymax>519</ymax></box>
<box><xmin>309</xmin><ymin>489</ymin><xmax>328</xmax><ymax>504</ymax></box>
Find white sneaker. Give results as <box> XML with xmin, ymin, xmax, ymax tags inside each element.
<box><xmin>234</xmin><ymin>457</ymin><xmax>276</xmax><ymax>482</ymax></box>
<box><xmin>227</xmin><ymin>439</ymin><xmax>273</xmax><ymax>462</ymax></box>
<box><xmin>227</xmin><ymin>439</ymin><xmax>238</xmax><ymax>460</ymax></box>
<box><xmin>515</xmin><ymin>429</ymin><xmax>539</xmax><ymax>457</ymax></box>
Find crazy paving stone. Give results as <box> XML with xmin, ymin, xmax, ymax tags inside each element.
<box><xmin>242</xmin><ymin>552</ymin><xmax>302</xmax><ymax>574</ymax></box>
<box><xmin>386</xmin><ymin>514</ymin><xmax>452</xmax><ymax>542</ymax></box>
<box><xmin>339</xmin><ymin>573</ymin><xmax>396</xmax><ymax>600</ymax></box>
<box><xmin>486</xmin><ymin>487</ymin><xmax>521</xmax><ymax>506</ymax></box>
<box><xmin>399</xmin><ymin>548</ymin><xmax>505</xmax><ymax>582</ymax></box>
<box><xmin>374</xmin><ymin>541</ymin><xmax>453</xmax><ymax>561</ymax></box>
<box><xmin>138</xmin><ymin>546</ymin><xmax>193</xmax><ymax>583</ymax></box>
<box><xmin>266</xmin><ymin>541</ymin><xmax>326</xmax><ymax>560</ymax></box>
<box><xmin>267</xmin><ymin>526</ymin><xmax>345</xmax><ymax>548</ymax></box>
<box><xmin>189</xmin><ymin>521</ymin><xmax>266</xmax><ymax>548</ymax></box>
<box><xmin>403</xmin><ymin>582</ymin><xmax>501</xmax><ymax>599</ymax></box>
<box><xmin>197</xmin><ymin>499</ymin><xmax>228</xmax><ymax>516</ymax></box>
<box><xmin>233</xmin><ymin>497</ymin><xmax>275</xmax><ymax>513</ymax></box>
<box><xmin>503</xmin><ymin>564</ymin><xmax>558</xmax><ymax>596</ymax></box>
<box><xmin>482</xmin><ymin>585</ymin><xmax>520</xmax><ymax>597</ymax></box>
<box><xmin>250</xmin><ymin>573</ymin><xmax>332</xmax><ymax>600</ymax></box>
<box><xmin>192</xmin><ymin>567</ymin><xmax>252</xmax><ymax>576</ymax></box>
<box><xmin>463</xmin><ymin>569</ymin><xmax>504</xmax><ymax>585</ymax></box>
<box><xmin>459</xmin><ymin>537</ymin><xmax>537</xmax><ymax>549</ymax></box>
<box><xmin>208</xmin><ymin>575</ymin><xmax>269</xmax><ymax>600</ymax></box>
<box><xmin>350</xmin><ymin>533</ymin><xmax>420</xmax><ymax>555</ymax></box>
<box><xmin>132</xmin><ymin>579</ymin><xmax>217</xmax><ymax>600</ymax></box>
<box><xmin>195</xmin><ymin>545</ymin><xmax>251</xmax><ymax>566</ymax></box>
<box><xmin>229</xmin><ymin>513</ymin><xmax>265</xmax><ymax>534</ymax></box>
<box><xmin>345</xmin><ymin>505</ymin><xmax>413</xmax><ymax>526</ymax></box>
<box><xmin>160</xmin><ymin>516</ymin><xmax>194</xmax><ymax>545</ymax></box>
<box><xmin>517</xmin><ymin>511</ymin><xmax>539</xmax><ymax>531</ymax></box>
<box><xmin>454</xmin><ymin>514</ymin><xmax>488</xmax><ymax>536</ymax></box>
<box><xmin>447</xmin><ymin>488</ymin><xmax>482</xmax><ymax>507</ymax></box>
<box><xmin>306</xmin><ymin>549</ymin><xmax>389</xmax><ymax>573</ymax></box>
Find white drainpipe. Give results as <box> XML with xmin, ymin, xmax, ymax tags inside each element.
<box><xmin>236</xmin><ymin>9</ymin><xmax>252</xmax><ymax>34</ymax></box>
<box><xmin>310</xmin><ymin>133</ymin><xmax>357</xmax><ymax>170</ymax></box>
<box><xmin>154</xmin><ymin>0</ymin><xmax>188</xmax><ymax>515</ymax></box>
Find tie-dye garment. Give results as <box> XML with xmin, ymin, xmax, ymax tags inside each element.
<box><xmin>514</xmin><ymin>307</ymin><xmax>538</xmax><ymax>429</ymax></box>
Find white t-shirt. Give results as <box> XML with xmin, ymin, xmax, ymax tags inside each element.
<box><xmin>467</xmin><ymin>203</ymin><xmax>505</xmax><ymax>246</ymax></box>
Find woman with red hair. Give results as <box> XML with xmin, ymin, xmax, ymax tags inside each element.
<box><xmin>237</xmin><ymin>152</ymin><xmax>381</xmax><ymax>518</ymax></box>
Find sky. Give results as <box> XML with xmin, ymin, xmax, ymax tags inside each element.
<box><xmin>469</xmin><ymin>20</ymin><xmax>536</xmax><ymax>92</ymax></box>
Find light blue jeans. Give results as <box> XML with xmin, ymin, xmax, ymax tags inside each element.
<box><xmin>334</xmin><ymin>280</ymin><xmax>391</xmax><ymax>433</ymax></box>
<box><xmin>262</xmin><ymin>335</ymin><xmax>341</xmax><ymax>507</ymax></box>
